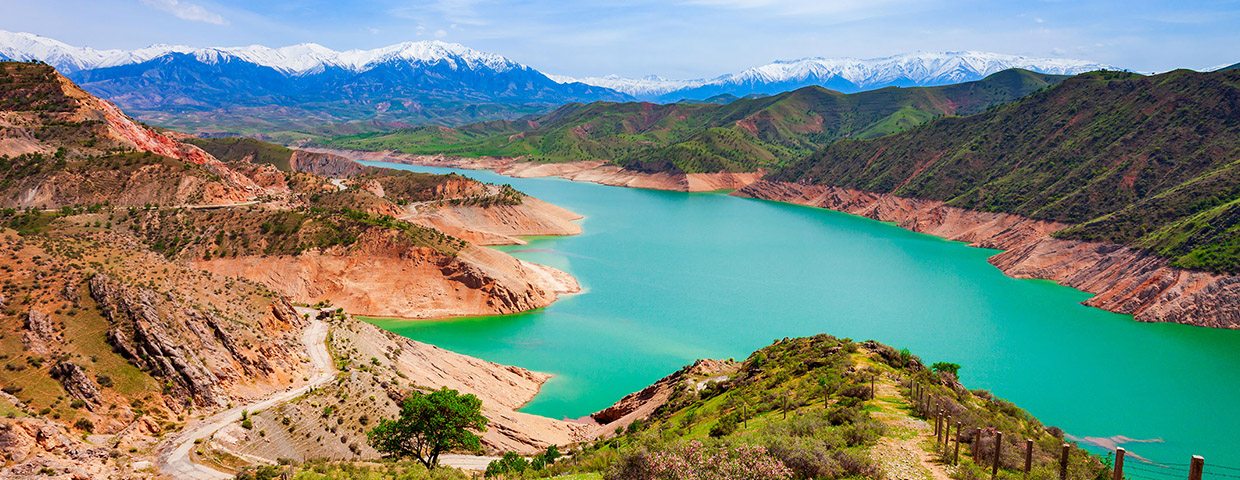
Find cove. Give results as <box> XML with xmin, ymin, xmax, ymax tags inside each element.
<box><xmin>360</xmin><ymin>160</ymin><xmax>1240</xmax><ymax>468</ymax></box>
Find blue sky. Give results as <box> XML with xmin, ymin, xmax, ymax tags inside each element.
<box><xmin>2</xmin><ymin>0</ymin><xmax>1237</xmax><ymax>78</ymax></box>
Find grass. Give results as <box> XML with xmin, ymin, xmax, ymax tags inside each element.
<box><xmin>772</xmin><ymin>68</ymin><xmax>1240</xmax><ymax>274</ymax></box>
<box><xmin>327</xmin><ymin>69</ymin><xmax>1067</xmax><ymax>175</ymax></box>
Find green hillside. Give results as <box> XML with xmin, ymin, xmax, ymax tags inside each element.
<box><xmin>769</xmin><ymin>69</ymin><xmax>1240</xmax><ymax>273</ymax></box>
<box><xmin>327</xmin><ymin>69</ymin><xmax>1068</xmax><ymax>174</ymax></box>
<box><xmin>497</xmin><ymin>336</ymin><xmax>1104</xmax><ymax>480</ymax></box>
<box><xmin>186</xmin><ymin>137</ymin><xmax>297</xmax><ymax>171</ymax></box>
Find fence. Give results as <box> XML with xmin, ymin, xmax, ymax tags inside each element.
<box><xmin>905</xmin><ymin>379</ymin><xmax>1240</xmax><ymax>480</ymax></box>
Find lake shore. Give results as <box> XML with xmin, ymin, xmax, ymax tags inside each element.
<box><xmin>733</xmin><ymin>180</ymin><xmax>1240</xmax><ymax>328</ymax></box>
<box><xmin>302</xmin><ymin>147</ymin><xmax>765</xmax><ymax>192</ymax></box>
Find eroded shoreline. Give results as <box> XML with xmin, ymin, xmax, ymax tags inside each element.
<box><xmin>733</xmin><ymin>180</ymin><xmax>1240</xmax><ymax>328</ymax></box>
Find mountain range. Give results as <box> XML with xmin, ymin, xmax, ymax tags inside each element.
<box><xmin>551</xmin><ymin>51</ymin><xmax>1114</xmax><ymax>102</ymax></box>
<box><xmin>330</xmin><ymin>68</ymin><xmax>1069</xmax><ymax>174</ymax></box>
<box><xmin>0</xmin><ymin>30</ymin><xmax>1116</xmax><ymax>138</ymax></box>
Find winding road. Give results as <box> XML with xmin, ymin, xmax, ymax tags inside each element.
<box><xmin>157</xmin><ymin>319</ymin><xmax>333</xmax><ymax>479</ymax></box>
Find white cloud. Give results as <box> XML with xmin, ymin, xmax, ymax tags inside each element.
<box><xmin>434</xmin><ymin>29</ymin><xmax>448</xmax><ymax>38</ymax></box>
<box><xmin>139</xmin><ymin>0</ymin><xmax>227</xmax><ymax>25</ymax></box>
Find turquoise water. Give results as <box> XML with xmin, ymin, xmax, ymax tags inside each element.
<box><xmin>361</xmin><ymin>160</ymin><xmax>1240</xmax><ymax>468</ymax></box>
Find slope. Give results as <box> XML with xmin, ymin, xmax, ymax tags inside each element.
<box><xmin>329</xmin><ymin>69</ymin><xmax>1067</xmax><ymax>174</ymax></box>
<box><xmin>766</xmin><ymin>69</ymin><xmax>1240</xmax><ymax>274</ymax></box>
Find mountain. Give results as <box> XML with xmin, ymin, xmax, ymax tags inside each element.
<box><xmin>0</xmin><ymin>30</ymin><xmax>630</xmax><ymax>140</ymax></box>
<box><xmin>556</xmin><ymin>51</ymin><xmax>1113</xmax><ymax>102</ymax></box>
<box><xmin>765</xmin><ymin>68</ymin><xmax>1240</xmax><ymax>274</ymax></box>
<box><xmin>330</xmin><ymin>68</ymin><xmax>1068</xmax><ymax>174</ymax></box>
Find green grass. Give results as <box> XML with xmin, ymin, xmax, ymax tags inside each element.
<box><xmin>328</xmin><ymin>69</ymin><xmax>1067</xmax><ymax>174</ymax></box>
<box><xmin>770</xmin><ymin>68</ymin><xmax>1240</xmax><ymax>273</ymax></box>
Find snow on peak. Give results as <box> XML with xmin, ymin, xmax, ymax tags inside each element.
<box><xmin>557</xmin><ymin>51</ymin><xmax>1116</xmax><ymax>97</ymax></box>
<box><xmin>0</xmin><ymin>30</ymin><xmax>523</xmax><ymax>75</ymax></box>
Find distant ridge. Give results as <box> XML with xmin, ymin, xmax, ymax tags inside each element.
<box><xmin>554</xmin><ymin>51</ymin><xmax>1114</xmax><ymax>101</ymax></box>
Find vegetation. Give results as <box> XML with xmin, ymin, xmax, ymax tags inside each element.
<box><xmin>329</xmin><ymin>69</ymin><xmax>1067</xmax><ymax>174</ymax></box>
<box><xmin>524</xmin><ymin>335</ymin><xmax>1108</xmax><ymax>480</ymax></box>
<box><xmin>367</xmin><ymin>387</ymin><xmax>488</xmax><ymax>469</ymax></box>
<box><xmin>769</xmin><ymin>69</ymin><xmax>1240</xmax><ymax>273</ymax></box>
<box><xmin>186</xmin><ymin>137</ymin><xmax>297</xmax><ymax>171</ymax></box>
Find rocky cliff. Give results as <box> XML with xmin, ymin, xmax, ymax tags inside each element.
<box><xmin>734</xmin><ymin>181</ymin><xmax>1240</xmax><ymax>328</ymax></box>
<box><xmin>192</xmin><ymin>230</ymin><xmax>580</xmax><ymax>319</ymax></box>
<box><xmin>406</xmin><ymin>195</ymin><xmax>583</xmax><ymax>246</ymax></box>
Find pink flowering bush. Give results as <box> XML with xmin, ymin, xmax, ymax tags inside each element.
<box><xmin>608</xmin><ymin>441</ymin><xmax>793</xmax><ymax>480</ymax></box>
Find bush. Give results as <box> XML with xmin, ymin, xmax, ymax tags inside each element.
<box><xmin>73</xmin><ymin>418</ymin><xmax>93</xmax><ymax>432</ymax></box>
<box><xmin>485</xmin><ymin>452</ymin><xmax>528</xmax><ymax>478</ymax></box>
<box><xmin>607</xmin><ymin>440</ymin><xmax>793</xmax><ymax>480</ymax></box>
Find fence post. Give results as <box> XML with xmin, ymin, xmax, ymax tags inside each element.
<box><xmin>1024</xmin><ymin>439</ymin><xmax>1033</xmax><ymax>476</ymax></box>
<box><xmin>992</xmin><ymin>431</ymin><xmax>1003</xmax><ymax>479</ymax></box>
<box><xmin>944</xmin><ymin>414</ymin><xmax>952</xmax><ymax>455</ymax></box>
<box><xmin>953</xmin><ymin>422</ymin><xmax>962</xmax><ymax>465</ymax></box>
<box><xmin>1059</xmin><ymin>443</ymin><xmax>1070</xmax><ymax>480</ymax></box>
<box><xmin>1112</xmin><ymin>447</ymin><xmax>1125</xmax><ymax>480</ymax></box>
<box><xmin>782</xmin><ymin>392</ymin><xmax>788</xmax><ymax>420</ymax></box>
<box><xmin>935</xmin><ymin>408</ymin><xmax>942</xmax><ymax>438</ymax></box>
<box><xmin>972</xmin><ymin>428</ymin><xmax>981</xmax><ymax>460</ymax></box>
<box><xmin>1189</xmin><ymin>455</ymin><xmax>1204</xmax><ymax>480</ymax></box>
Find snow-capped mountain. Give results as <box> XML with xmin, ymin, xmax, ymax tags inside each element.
<box><xmin>555</xmin><ymin>51</ymin><xmax>1115</xmax><ymax>101</ymax></box>
<box><xmin>0</xmin><ymin>30</ymin><xmax>523</xmax><ymax>76</ymax></box>
<box><xmin>0</xmin><ymin>30</ymin><xmax>630</xmax><ymax>130</ymax></box>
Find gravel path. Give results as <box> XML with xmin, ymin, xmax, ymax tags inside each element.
<box><xmin>869</xmin><ymin>376</ymin><xmax>955</xmax><ymax>480</ymax></box>
<box><xmin>157</xmin><ymin>319</ymin><xmax>334</xmax><ymax>479</ymax></box>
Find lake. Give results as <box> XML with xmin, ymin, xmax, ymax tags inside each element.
<box><xmin>361</xmin><ymin>160</ymin><xmax>1240</xmax><ymax>468</ymax></box>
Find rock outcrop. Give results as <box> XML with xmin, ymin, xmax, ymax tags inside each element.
<box><xmin>0</xmin><ymin>417</ymin><xmax>117</xmax><ymax>478</ymax></box>
<box><xmin>20</xmin><ymin>309</ymin><xmax>58</xmax><ymax>355</ymax></box>
<box><xmin>193</xmin><ymin>231</ymin><xmax>580</xmax><ymax>319</ymax></box>
<box><xmin>590</xmin><ymin>358</ymin><xmax>737</xmax><ymax>436</ymax></box>
<box><xmin>48</xmin><ymin>362</ymin><xmax>102</xmax><ymax>411</ymax></box>
<box><xmin>88</xmin><ymin>273</ymin><xmax>308</xmax><ymax>409</ymax></box>
<box><xmin>289</xmin><ymin>149</ymin><xmax>367</xmax><ymax>177</ymax></box>
<box><xmin>733</xmin><ymin>181</ymin><xmax>1240</xmax><ymax>328</ymax></box>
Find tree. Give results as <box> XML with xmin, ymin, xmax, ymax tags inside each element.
<box><xmin>367</xmin><ymin>387</ymin><xmax>488</xmax><ymax>468</ymax></box>
<box><xmin>931</xmin><ymin>362</ymin><xmax>961</xmax><ymax>377</ymax></box>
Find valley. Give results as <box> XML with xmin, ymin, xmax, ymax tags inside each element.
<box><xmin>0</xmin><ymin>15</ymin><xmax>1236</xmax><ymax>480</ymax></box>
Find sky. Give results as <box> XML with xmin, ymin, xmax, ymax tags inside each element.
<box><xmin>1</xmin><ymin>0</ymin><xmax>1237</xmax><ymax>78</ymax></box>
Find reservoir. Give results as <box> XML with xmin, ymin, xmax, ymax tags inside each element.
<box><xmin>361</xmin><ymin>160</ymin><xmax>1240</xmax><ymax>468</ymax></box>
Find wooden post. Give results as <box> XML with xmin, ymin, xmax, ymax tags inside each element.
<box><xmin>944</xmin><ymin>414</ymin><xmax>952</xmax><ymax>454</ymax></box>
<box><xmin>934</xmin><ymin>408</ymin><xmax>941</xmax><ymax>437</ymax></box>
<box><xmin>972</xmin><ymin>428</ymin><xmax>981</xmax><ymax>460</ymax></box>
<box><xmin>1189</xmin><ymin>455</ymin><xmax>1204</xmax><ymax>480</ymax></box>
<box><xmin>1059</xmin><ymin>443</ymin><xmax>1070</xmax><ymax>480</ymax></box>
<box><xmin>1024</xmin><ymin>439</ymin><xmax>1033</xmax><ymax>475</ymax></box>
<box><xmin>992</xmin><ymin>431</ymin><xmax>1003</xmax><ymax>478</ymax></box>
<box><xmin>1112</xmin><ymin>447</ymin><xmax>1125</xmax><ymax>480</ymax></box>
<box><xmin>953</xmin><ymin>422</ymin><xmax>962</xmax><ymax>465</ymax></box>
<box><xmin>782</xmin><ymin>393</ymin><xmax>788</xmax><ymax>420</ymax></box>
<box><xmin>871</xmin><ymin>374</ymin><xmax>876</xmax><ymax>400</ymax></box>
<box><xmin>742</xmin><ymin>403</ymin><xmax>747</xmax><ymax>428</ymax></box>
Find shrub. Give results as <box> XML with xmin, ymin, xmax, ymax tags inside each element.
<box><xmin>485</xmin><ymin>452</ymin><xmax>529</xmax><ymax>478</ymax></box>
<box><xmin>73</xmin><ymin>418</ymin><xmax>93</xmax><ymax>432</ymax></box>
<box><xmin>607</xmin><ymin>440</ymin><xmax>793</xmax><ymax>480</ymax></box>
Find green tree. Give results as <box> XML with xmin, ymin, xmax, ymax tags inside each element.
<box><xmin>367</xmin><ymin>387</ymin><xmax>488</xmax><ymax>468</ymax></box>
<box><xmin>931</xmin><ymin>362</ymin><xmax>961</xmax><ymax>377</ymax></box>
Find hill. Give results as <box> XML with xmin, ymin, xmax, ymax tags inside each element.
<box><xmin>0</xmin><ymin>31</ymin><xmax>630</xmax><ymax>140</ymax></box>
<box><xmin>233</xmin><ymin>334</ymin><xmax>1110</xmax><ymax>480</ymax></box>
<box><xmin>329</xmin><ymin>68</ymin><xmax>1068</xmax><ymax>175</ymax></box>
<box><xmin>765</xmin><ymin>69</ymin><xmax>1240</xmax><ymax>274</ymax></box>
<box><xmin>0</xmin><ymin>64</ymin><xmax>587</xmax><ymax>478</ymax></box>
